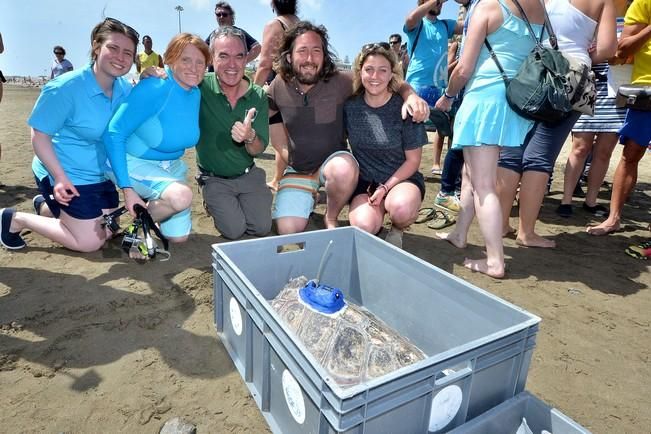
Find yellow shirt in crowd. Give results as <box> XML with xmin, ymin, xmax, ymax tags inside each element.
<box><xmin>137</xmin><ymin>51</ymin><xmax>162</xmax><ymax>72</ymax></box>
<box><xmin>625</xmin><ymin>0</ymin><xmax>651</xmax><ymax>84</ymax></box>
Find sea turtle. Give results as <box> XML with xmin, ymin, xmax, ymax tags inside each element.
<box><xmin>270</xmin><ymin>276</ymin><xmax>426</xmax><ymax>388</ymax></box>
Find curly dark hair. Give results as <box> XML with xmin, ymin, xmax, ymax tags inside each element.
<box><xmin>272</xmin><ymin>0</ymin><xmax>297</xmax><ymax>15</ymax></box>
<box><xmin>275</xmin><ymin>21</ymin><xmax>337</xmax><ymax>83</ymax></box>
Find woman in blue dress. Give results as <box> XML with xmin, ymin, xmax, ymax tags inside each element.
<box><xmin>1</xmin><ymin>18</ymin><xmax>139</xmax><ymax>252</ymax></box>
<box><xmin>434</xmin><ymin>0</ymin><xmax>546</xmax><ymax>278</ymax></box>
<box><xmin>105</xmin><ymin>33</ymin><xmax>210</xmax><ymax>243</ymax></box>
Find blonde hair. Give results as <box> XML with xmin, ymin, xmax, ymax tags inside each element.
<box><xmin>163</xmin><ymin>33</ymin><xmax>211</xmax><ymax>67</ymax></box>
<box><xmin>352</xmin><ymin>44</ymin><xmax>403</xmax><ymax>96</ymax></box>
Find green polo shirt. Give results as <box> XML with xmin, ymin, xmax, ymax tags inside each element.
<box><xmin>196</xmin><ymin>73</ymin><xmax>269</xmax><ymax>177</ymax></box>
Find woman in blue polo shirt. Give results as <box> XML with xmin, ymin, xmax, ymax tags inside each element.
<box><xmin>0</xmin><ymin>18</ymin><xmax>139</xmax><ymax>252</ymax></box>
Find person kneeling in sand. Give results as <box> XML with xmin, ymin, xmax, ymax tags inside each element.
<box><xmin>195</xmin><ymin>27</ymin><xmax>272</xmax><ymax>240</ymax></box>
<box><xmin>1</xmin><ymin>18</ymin><xmax>139</xmax><ymax>252</ymax></box>
<box><xmin>105</xmin><ymin>33</ymin><xmax>211</xmax><ymax>244</ymax></box>
<box><xmin>344</xmin><ymin>42</ymin><xmax>428</xmax><ymax>249</ymax></box>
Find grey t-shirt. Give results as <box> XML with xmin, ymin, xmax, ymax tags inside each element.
<box><xmin>268</xmin><ymin>73</ymin><xmax>352</xmax><ymax>173</ymax></box>
<box><xmin>344</xmin><ymin>93</ymin><xmax>427</xmax><ymax>187</ymax></box>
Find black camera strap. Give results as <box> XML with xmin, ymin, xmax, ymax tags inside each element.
<box><xmin>133</xmin><ymin>204</ymin><xmax>169</xmax><ymax>252</ymax></box>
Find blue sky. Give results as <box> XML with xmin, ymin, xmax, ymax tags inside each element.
<box><xmin>1</xmin><ymin>0</ymin><xmax>459</xmax><ymax>77</ymax></box>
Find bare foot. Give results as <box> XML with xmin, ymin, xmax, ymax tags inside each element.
<box><xmin>516</xmin><ymin>233</ymin><xmax>556</xmax><ymax>248</ymax></box>
<box><xmin>586</xmin><ymin>220</ymin><xmax>620</xmax><ymax>236</ymax></box>
<box><xmin>435</xmin><ymin>231</ymin><xmax>466</xmax><ymax>248</ymax></box>
<box><xmin>503</xmin><ymin>225</ymin><xmax>516</xmax><ymax>237</ymax></box>
<box><xmin>324</xmin><ymin>214</ymin><xmax>338</xmax><ymax>229</ymax></box>
<box><xmin>463</xmin><ymin>257</ymin><xmax>505</xmax><ymax>278</ymax></box>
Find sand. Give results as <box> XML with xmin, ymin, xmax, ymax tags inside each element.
<box><xmin>0</xmin><ymin>85</ymin><xmax>649</xmax><ymax>433</ymax></box>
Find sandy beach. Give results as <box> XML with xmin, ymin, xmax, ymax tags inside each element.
<box><xmin>1</xmin><ymin>85</ymin><xmax>649</xmax><ymax>433</ymax></box>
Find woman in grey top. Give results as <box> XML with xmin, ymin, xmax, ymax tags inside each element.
<box><xmin>344</xmin><ymin>43</ymin><xmax>428</xmax><ymax>249</ymax></box>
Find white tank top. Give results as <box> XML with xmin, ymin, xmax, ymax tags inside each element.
<box><xmin>545</xmin><ymin>0</ymin><xmax>597</xmax><ymax>66</ymax></box>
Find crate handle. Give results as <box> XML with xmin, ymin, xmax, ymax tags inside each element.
<box><xmin>276</xmin><ymin>242</ymin><xmax>306</xmax><ymax>254</ymax></box>
<box><xmin>434</xmin><ymin>365</ymin><xmax>473</xmax><ymax>387</ymax></box>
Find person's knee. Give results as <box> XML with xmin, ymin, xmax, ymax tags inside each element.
<box><xmin>621</xmin><ymin>141</ymin><xmax>647</xmax><ymax>165</ymax></box>
<box><xmin>167</xmin><ymin>235</ymin><xmax>189</xmax><ymax>243</ymax></box>
<box><xmin>76</xmin><ymin>236</ymin><xmax>106</xmax><ymax>253</ymax></box>
<box><xmin>214</xmin><ymin>219</ymin><xmax>247</xmax><ymax>240</ymax></box>
<box><xmin>248</xmin><ymin>218</ymin><xmax>272</xmax><ymax>237</ymax></box>
<box><xmin>389</xmin><ymin>202</ymin><xmax>418</xmax><ymax>225</ymax></box>
<box><xmin>275</xmin><ymin>218</ymin><xmax>307</xmax><ymax>235</ymax></box>
<box><xmin>166</xmin><ymin>185</ymin><xmax>193</xmax><ymax>212</ymax></box>
<box><xmin>572</xmin><ymin>142</ymin><xmax>592</xmax><ymax>159</ymax></box>
<box><xmin>324</xmin><ymin>156</ymin><xmax>358</xmax><ymax>184</ymax></box>
<box><xmin>351</xmin><ymin>218</ymin><xmax>382</xmax><ymax>235</ymax></box>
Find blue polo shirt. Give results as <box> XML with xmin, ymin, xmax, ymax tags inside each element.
<box><xmin>404</xmin><ymin>18</ymin><xmax>456</xmax><ymax>89</ymax></box>
<box><xmin>29</xmin><ymin>63</ymin><xmax>132</xmax><ymax>185</ymax></box>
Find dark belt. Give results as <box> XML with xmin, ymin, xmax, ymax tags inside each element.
<box><xmin>198</xmin><ymin>163</ymin><xmax>254</xmax><ymax>180</ymax></box>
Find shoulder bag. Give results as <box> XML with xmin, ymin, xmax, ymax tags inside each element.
<box><xmin>564</xmin><ymin>54</ymin><xmax>596</xmax><ymax>116</ymax></box>
<box><xmin>615</xmin><ymin>84</ymin><xmax>651</xmax><ymax>111</ymax></box>
<box><xmin>485</xmin><ymin>0</ymin><xmax>572</xmax><ymax>123</ymax></box>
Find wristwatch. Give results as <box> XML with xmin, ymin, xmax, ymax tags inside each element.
<box><xmin>244</xmin><ymin>128</ymin><xmax>256</xmax><ymax>145</ymax></box>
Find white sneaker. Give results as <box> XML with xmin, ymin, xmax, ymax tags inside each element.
<box><xmin>385</xmin><ymin>227</ymin><xmax>403</xmax><ymax>249</ymax></box>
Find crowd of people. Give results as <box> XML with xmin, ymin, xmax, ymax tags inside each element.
<box><xmin>1</xmin><ymin>0</ymin><xmax>650</xmax><ymax>275</ymax></box>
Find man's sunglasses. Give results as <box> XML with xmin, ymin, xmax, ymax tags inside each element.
<box><xmin>215</xmin><ymin>12</ymin><xmax>231</xmax><ymax>18</ymax></box>
<box><xmin>389</xmin><ymin>40</ymin><xmax>400</xmax><ymax>45</ymax></box>
<box><xmin>54</xmin><ymin>51</ymin><xmax>64</xmax><ymax>55</ymax></box>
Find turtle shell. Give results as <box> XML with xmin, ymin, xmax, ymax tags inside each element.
<box><xmin>270</xmin><ymin>276</ymin><xmax>426</xmax><ymax>387</ymax></box>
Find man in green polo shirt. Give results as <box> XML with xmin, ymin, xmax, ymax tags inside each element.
<box><xmin>195</xmin><ymin>26</ymin><xmax>272</xmax><ymax>240</ymax></box>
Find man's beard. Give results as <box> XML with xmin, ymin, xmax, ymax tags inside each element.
<box><xmin>294</xmin><ymin>63</ymin><xmax>321</xmax><ymax>85</ymax></box>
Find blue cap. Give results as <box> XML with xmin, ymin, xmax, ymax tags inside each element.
<box><xmin>299</xmin><ymin>280</ymin><xmax>346</xmax><ymax>314</ymax></box>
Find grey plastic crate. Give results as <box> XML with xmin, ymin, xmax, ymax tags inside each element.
<box><xmin>448</xmin><ymin>391</ymin><xmax>591</xmax><ymax>434</ymax></box>
<box><xmin>212</xmin><ymin>227</ymin><xmax>541</xmax><ymax>433</ymax></box>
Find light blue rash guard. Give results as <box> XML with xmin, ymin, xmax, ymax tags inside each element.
<box><xmin>104</xmin><ymin>67</ymin><xmax>201</xmax><ymax>188</ymax></box>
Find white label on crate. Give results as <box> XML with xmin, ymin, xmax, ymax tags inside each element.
<box><xmin>229</xmin><ymin>297</ymin><xmax>243</xmax><ymax>336</ymax></box>
<box><xmin>282</xmin><ymin>370</ymin><xmax>305</xmax><ymax>424</ymax></box>
<box><xmin>428</xmin><ymin>385</ymin><xmax>463</xmax><ymax>431</ymax></box>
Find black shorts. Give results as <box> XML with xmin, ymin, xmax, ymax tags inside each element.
<box><xmin>350</xmin><ymin>177</ymin><xmax>425</xmax><ymax>202</ymax></box>
<box><xmin>35</xmin><ymin>176</ymin><xmax>119</xmax><ymax>220</ymax></box>
<box><xmin>269</xmin><ymin>111</ymin><xmax>283</xmax><ymax>125</ymax></box>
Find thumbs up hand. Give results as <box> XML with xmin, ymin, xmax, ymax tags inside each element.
<box><xmin>232</xmin><ymin>108</ymin><xmax>257</xmax><ymax>146</ymax></box>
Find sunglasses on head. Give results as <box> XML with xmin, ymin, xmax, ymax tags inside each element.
<box><xmin>215</xmin><ymin>12</ymin><xmax>231</xmax><ymax>18</ymax></box>
<box><xmin>362</xmin><ymin>42</ymin><xmax>391</xmax><ymax>53</ymax></box>
<box><xmin>103</xmin><ymin>17</ymin><xmax>140</xmax><ymax>41</ymax></box>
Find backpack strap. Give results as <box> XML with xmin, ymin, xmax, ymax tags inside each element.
<box><xmin>409</xmin><ymin>20</ymin><xmax>424</xmax><ymax>60</ymax></box>
<box><xmin>484</xmin><ymin>39</ymin><xmax>511</xmax><ymax>86</ymax></box>
<box><xmin>510</xmin><ymin>0</ymin><xmax>558</xmax><ymax>49</ymax></box>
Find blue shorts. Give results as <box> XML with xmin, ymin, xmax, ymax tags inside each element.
<box><xmin>106</xmin><ymin>156</ymin><xmax>191</xmax><ymax>238</ymax></box>
<box><xmin>498</xmin><ymin>111</ymin><xmax>581</xmax><ymax>175</ymax></box>
<box><xmin>619</xmin><ymin>108</ymin><xmax>651</xmax><ymax>147</ymax></box>
<box><xmin>272</xmin><ymin>151</ymin><xmax>358</xmax><ymax>220</ymax></box>
<box><xmin>413</xmin><ymin>85</ymin><xmax>443</xmax><ymax>107</ymax></box>
<box><xmin>35</xmin><ymin>176</ymin><xmax>119</xmax><ymax>220</ymax></box>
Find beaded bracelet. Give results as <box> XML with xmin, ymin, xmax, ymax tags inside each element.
<box><xmin>378</xmin><ymin>184</ymin><xmax>389</xmax><ymax>195</ymax></box>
